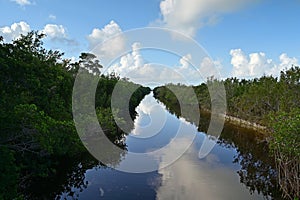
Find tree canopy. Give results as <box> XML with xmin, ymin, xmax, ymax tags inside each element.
<box><xmin>0</xmin><ymin>31</ymin><xmax>150</xmax><ymax>199</ymax></box>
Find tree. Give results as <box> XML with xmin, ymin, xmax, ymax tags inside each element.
<box><xmin>269</xmin><ymin>108</ymin><xmax>300</xmax><ymax>199</ymax></box>
<box><xmin>0</xmin><ymin>31</ymin><xmax>151</xmax><ymax>199</ymax></box>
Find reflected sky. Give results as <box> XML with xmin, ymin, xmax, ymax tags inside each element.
<box><xmin>156</xmin><ymin>136</ymin><xmax>264</xmax><ymax>200</ymax></box>
<box><xmin>126</xmin><ymin>92</ymin><xmax>198</xmax><ymax>154</ymax></box>
<box><xmin>58</xmin><ymin>93</ymin><xmax>268</xmax><ymax>199</ymax></box>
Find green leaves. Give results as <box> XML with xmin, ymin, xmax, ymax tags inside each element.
<box><xmin>0</xmin><ymin>31</ymin><xmax>151</xmax><ymax>199</ymax></box>
<box><xmin>269</xmin><ymin>108</ymin><xmax>300</xmax><ymax>158</ymax></box>
<box><xmin>0</xmin><ymin>147</ymin><xmax>19</xmax><ymax>200</ymax></box>
<box><xmin>268</xmin><ymin>108</ymin><xmax>300</xmax><ymax>199</ymax></box>
<box><xmin>11</xmin><ymin>104</ymin><xmax>79</xmax><ymax>156</ymax></box>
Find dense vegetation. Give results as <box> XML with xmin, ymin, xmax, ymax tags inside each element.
<box><xmin>0</xmin><ymin>32</ymin><xmax>150</xmax><ymax>199</ymax></box>
<box><xmin>154</xmin><ymin>67</ymin><xmax>300</xmax><ymax>199</ymax></box>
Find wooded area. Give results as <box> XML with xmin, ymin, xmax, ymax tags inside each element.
<box><xmin>0</xmin><ymin>32</ymin><xmax>150</xmax><ymax>199</ymax></box>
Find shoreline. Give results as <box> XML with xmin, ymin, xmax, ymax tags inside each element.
<box><xmin>201</xmin><ymin>108</ymin><xmax>269</xmax><ymax>135</ymax></box>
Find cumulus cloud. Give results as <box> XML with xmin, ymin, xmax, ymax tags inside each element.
<box><xmin>0</xmin><ymin>21</ymin><xmax>77</xmax><ymax>46</ymax></box>
<box><xmin>230</xmin><ymin>49</ymin><xmax>298</xmax><ymax>78</ymax></box>
<box><xmin>87</xmin><ymin>21</ymin><xmax>125</xmax><ymax>59</ymax></box>
<box><xmin>179</xmin><ymin>54</ymin><xmax>192</xmax><ymax>69</ymax></box>
<box><xmin>11</xmin><ymin>0</ymin><xmax>31</xmax><ymax>6</ymax></box>
<box><xmin>108</xmin><ymin>43</ymin><xmax>220</xmax><ymax>85</ymax></box>
<box><xmin>278</xmin><ymin>53</ymin><xmax>298</xmax><ymax>71</ymax></box>
<box><xmin>108</xmin><ymin>42</ymin><xmax>184</xmax><ymax>84</ymax></box>
<box><xmin>199</xmin><ymin>57</ymin><xmax>223</xmax><ymax>78</ymax></box>
<box><xmin>41</xmin><ymin>24</ymin><xmax>77</xmax><ymax>46</ymax></box>
<box><xmin>42</xmin><ymin>24</ymin><xmax>66</xmax><ymax>38</ymax></box>
<box><xmin>0</xmin><ymin>21</ymin><xmax>31</xmax><ymax>42</ymax></box>
<box><xmin>157</xmin><ymin>0</ymin><xmax>253</xmax><ymax>37</ymax></box>
<box><xmin>108</xmin><ymin>42</ymin><xmax>173</xmax><ymax>84</ymax></box>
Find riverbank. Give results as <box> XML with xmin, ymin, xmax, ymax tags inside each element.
<box><xmin>201</xmin><ymin>108</ymin><xmax>270</xmax><ymax>136</ymax></box>
<box><xmin>224</xmin><ymin>114</ymin><xmax>268</xmax><ymax>132</ymax></box>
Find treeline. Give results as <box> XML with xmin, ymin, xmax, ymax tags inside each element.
<box><xmin>155</xmin><ymin>67</ymin><xmax>300</xmax><ymax>126</ymax></box>
<box><xmin>153</xmin><ymin>67</ymin><xmax>300</xmax><ymax>199</ymax></box>
<box><xmin>0</xmin><ymin>32</ymin><xmax>150</xmax><ymax>199</ymax></box>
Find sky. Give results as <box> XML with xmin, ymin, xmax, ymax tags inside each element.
<box><xmin>1</xmin><ymin>0</ymin><xmax>300</xmax><ymax>85</ymax></box>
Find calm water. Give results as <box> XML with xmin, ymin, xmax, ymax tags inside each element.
<box><xmin>32</xmin><ymin>93</ymin><xmax>281</xmax><ymax>199</ymax></box>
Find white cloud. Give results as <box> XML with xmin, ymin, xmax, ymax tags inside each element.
<box><xmin>41</xmin><ymin>24</ymin><xmax>77</xmax><ymax>46</ymax></box>
<box><xmin>87</xmin><ymin>21</ymin><xmax>125</xmax><ymax>59</ymax></box>
<box><xmin>131</xmin><ymin>94</ymin><xmax>168</xmax><ymax>137</ymax></box>
<box><xmin>11</xmin><ymin>0</ymin><xmax>31</xmax><ymax>6</ymax></box>
<box><xmin>108</xmin><ymin>42</ymin><xmax>176</xmax><ymax>84</ymax></box>
<box><xmin>199</xmin><ymin>57</ymin><xmax>223</xmax><ymax>78</ymax></box>
<box><xmin>157</xmin><ymin>0</ymin><xmax>253</xmax><ymax>37</ymax></box>
<box><xmin>108</xmin><ymin>43</ymin><xmax>220</xmax><ymax>85</ymax></box>
<box><xmin>42</xmin><ymin>24</ymin><xmax>66</xmax><ymax>39</ymax></box>
<box><xmin>0</xmin><ymin>21</ymin><xmax>31</xmax><ymax>42</ymax></box>
<box><xmin>230</xmin><ymin>49</ymin><xmax>298</xmax><ymax>78</ymax></box>
<box><xmin>108</xmin><ymin>42</ymin><xmax>161</xmax><ymax>83</ymax></box>
<box><xmin>230</xmin><ymin>49</ymin><xmax>251</xmax><ymax>77</ymax></box>
<box><xmin>0</xmin><ymin>21</ymin><xmax>77</xmax><ymax>47</ymax></box>
<box><xmin>278</xmin><ymin>53</ymin><xmax>298</xmax><ymax>71</ymax></box>
<box><xmin>108</xmin><ymin>43</ymin><xmax>181</xmax><ymax>84</ymax></box>
<box><xmin>48</xmin><ymin>14</ymin><xmax>56</xmax><ymax>20</ymax></box>
<box><xmin>179</xmin><ymin>54</ymin><xmax>192</xmax><ymax>69</ymax></box>
<box><xmin>156</xmin><ymin>145</ymin><xmax>264</xmax><ymax>199</ymax></box>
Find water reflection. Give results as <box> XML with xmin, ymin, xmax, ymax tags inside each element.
<box><xmin>156</xmin><ymin>146</ymin><xmax>264</xmax><ymax>199</ymax></box>
<box><xmin>29</xmin><ymin>93</ymin><xmax>282</xmax><ymax>199</ymax></box>
<box><xmin>25</xmin><ymin>154</ymin><xmax>99</xmax><ymax>199</ymax></box>
<box><xmin>115</xmin><ymin>93</ymin><xmax>197</xmax><ymax>173</ymax></box>
<box><xmin>156</xmin><ymin>96</ymin><xmax>282</xmax><ymax>199</ymax></box>
<box><xmin>220</xmin><ymin>125</ymin><xmax>281</xmax><ymax>198</ymax></box>
<box><xmin>64</xmin><ymin>168</ymin><xmax>161</xmax><ymax>200</ymax></box>
<box><xmin>131</xmin><ymin>94</ymin><xmax>167</xmax><ymax>138</ymax></box>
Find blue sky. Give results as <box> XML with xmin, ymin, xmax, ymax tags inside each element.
<box><xmin>1</xmin><ymin>0</ymin><xmax>300</xmax><ymax>84</ymax></box>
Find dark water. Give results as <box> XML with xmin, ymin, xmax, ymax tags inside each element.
<box><xmin>30</xmin><ymin>93</ymin><xmax>282</xmax><ymax>199</ymax></box>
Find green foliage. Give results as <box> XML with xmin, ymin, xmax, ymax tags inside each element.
<box><xmin>0</xmin><ymin>31</ymin><xmax>150</xmax><ymax>198</ymax></box>
<box><xmin>193</xmin><ymin>83</ymin><xmax>210</xmax><ymax>109</ymax></box>
<box><xmin>269</xmin><ymin>108</ymin><xmax>300</xmax><ymax>157</ymax></box>
<box><xmin>154</xmin><ymin>83</ymin><xmax>196</xmax><ymax>106</ymax></box>
<box><xmin>96</xmin><ymin>107</ymin><xmax>125</xmax><ymax>147</ymax></box>
<box><xmin>0</xmin><ymin>31</ymin><xmax>73</xmax><ymax>121</ymax></box>
<box><xmin>155</xmin><ymin>67</ymin><xmax>300</xmax><ymax>127</ymax></box>
<box><xmin>0</xmin><ymin>147</ymin><xmax>19</xmax><ymax>200</ymax></box>
<box><xmin>154</xmin><ymin>86</ymin><xmax>180</xmax><ymax>112</ymax></box>
<box><xmin>0</xmin><ymin>32</ymin><xmax>83</xmax><ymax>198</ymax></box>
<box><xmin>268</xmin><ymin>109</ymin><xmax>300</xmax><ymax>199</ymax></box>
<box><xmin>13</xmin><ymin>104</ymin><xmax>82</xmax><ymax>155</ymax></box>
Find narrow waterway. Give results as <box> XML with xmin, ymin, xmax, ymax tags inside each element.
<box><xmin>52</xmin><ymin>92</ymin><xmax>280</xmax><ymax>199</ymax></box>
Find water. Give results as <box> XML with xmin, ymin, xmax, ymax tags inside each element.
<box><xmin>35</xmin><ymin>93</ymin><xmax>281</xmax><ymax>199</ymax></box>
